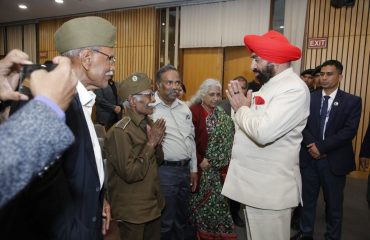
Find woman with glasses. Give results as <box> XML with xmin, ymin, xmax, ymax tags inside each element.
<box><xmin>188</xmin><ymin>79</ymin><xmax>237</xmax><ymax>240</ymax></box>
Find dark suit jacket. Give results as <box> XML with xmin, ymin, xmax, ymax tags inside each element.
<box><xmin>61</xmin><ymin>95</ymin><xmax>104</xmax><ymax>239</ymax></box>
<box><xmin>300</xmin><ymin>89</ymin><xmax>362</xmax><ymax>175</ymax></box>
<box><xmin>0</xmin><ymin>99</ymin><xmax>74</xmax><ymax>207</ymax></box>
<box><xmin>1</xmin><ymin>96</ymin><xmax>104</xmax><ymax>240</ymax></box>
<box><xmin>359</xmin><ymin>117</ymin><xmax>370</xmax><ymax>204</ymax></box>
<box><xmin>219</xmin><ymin>99</ymin><xmax>232</xmax><ymax>116</ymax></box>
<box><xmin>360</xmin><ymin>121</ymin><xmax>370</xmax><ymax>158</ymax></box>
<box><xmin>95</xmin><ymin>80</ymin><xmax>120</xmax><ymax>127</ymax></box>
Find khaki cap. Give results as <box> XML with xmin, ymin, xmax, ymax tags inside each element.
<box><xmin>119</xmin><ymin>73</ymin><xmax>152</xmax><ymax>100</ymax></box>
<box><xmin>54</xmin><ymin>16</ymin><xmax>116</xmax><ymax>53</ymax></box>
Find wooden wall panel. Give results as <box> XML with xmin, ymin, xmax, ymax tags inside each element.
<box><xmin>181</xmin><ymin>46</ymin><xmax>255</xmax><ymax>101</ymax></box>
<box><xmin>223</xmin><ymin>46</ymin><xmax>254</xmax><ymax>97</ymax></box>
<box><xmin>38</xmin><ymin>7</ymin><xmax>157</xmax><ymax>83</ymax></box>
<box><xmin>303</xmin><ymin>0</ymin><xmax>370</xmax><ymax>177</ymax></box>
<box><xmin>182</xmin><ymin>48</ymin><xmax>223</xmax><ymax>100</ymax></box>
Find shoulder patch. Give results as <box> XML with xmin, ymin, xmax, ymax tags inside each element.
<box><xmin>114</xmin><ymin>116</ymin><xmax>131</xmax><ymax>130</ymax></box>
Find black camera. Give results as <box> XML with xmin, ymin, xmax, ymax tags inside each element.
<box><xmin>9</xmin><ymin>64</ymin><xmax>58</xmax><ymax>115</ymax></box>
<box><xmin>19</xmin><ymin>63</ymin><xmax>57</xmax><ymax>89</ymax></box>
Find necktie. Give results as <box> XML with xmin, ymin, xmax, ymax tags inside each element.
<box><xmin>320</xmin><ymin>96</ymin><xmax>330</xmax><ymax>140</ymax></box>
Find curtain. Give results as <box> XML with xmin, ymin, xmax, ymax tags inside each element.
<box><xmin>180</xmin><ymin>0</ymin><xmax>270</xmax><ymax>48</ymax></box>
<box><xmin>23</xmin><ymin>24</ymin><xmax>37</xmax><ymax>63</ymax></box>
<box><xmin>222</xmin><ymin>0</ymin><xmax>270</xmax><ymax>46</ymax></box>
<box><xmin>180</xmin><ymin>2</ymin><xmax>223</xmax><ymax>48</ymax></box>
<box><xmin>284</xmin><ymin>0</ymin><xmax>308</xmax><ymax>74</ymax></box>
<box><xmin>6</xmin><ymin>26</ymin><xmax>23</xmax><ymax>51</ymax></box>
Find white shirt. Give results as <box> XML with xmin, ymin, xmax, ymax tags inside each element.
<box><xmin>151</xmin><ymin>92</ymin><xmax>197</xmax><ymax>172</ymax></box>
<box><xmin>76</xmin><ymin>81</ymin><xmax>105</xmax><ymax>188</ymax></box>
<box><xmin>321</xmin><ymin>88</ymin><xmax>338</xmax><ymax>140</ymax></box>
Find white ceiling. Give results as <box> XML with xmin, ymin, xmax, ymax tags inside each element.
<box><xmin>0</xmin><ymin>0</ymin><xmax>208</xmax><ymax>24</ymax></box>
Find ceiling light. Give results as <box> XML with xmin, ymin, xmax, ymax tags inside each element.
<box><xmin>279</xmin><ymin>25</ymin><xmax>284</xmax><ymax>29</ymax></box>
<box><xmin>18</xmin><ymin>4</ymin><xmax>28</xmax><ymax>9</ymax></box>
<box><xmin>55</xmin><ymin>0</ymin><xmax>64</xmax><ymax>3</ymax></box>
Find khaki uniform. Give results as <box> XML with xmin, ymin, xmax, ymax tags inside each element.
<box><xmin>105</xmin><ymin>107</ymin><xmax>165</xmax><ymax>224</ymax></box>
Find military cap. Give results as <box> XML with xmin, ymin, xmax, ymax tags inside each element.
<box><xmin>119</xmin><ymin>73</ymin><xmax>152</xmax><ymax>100</ymax></box>
<box><xmin>54</xmin><ymin>16</ymin><xmax>116</xmax><ymax>53</ymax></box>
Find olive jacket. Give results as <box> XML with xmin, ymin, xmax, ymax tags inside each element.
<box><xmin>105</xmin><ymin>108</ymin><xmax>165</xmax><ymax>224</ymax></box>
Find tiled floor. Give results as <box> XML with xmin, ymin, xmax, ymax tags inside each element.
<box><xmin>104</xmin><ymin>177</ymin><xmax>370</xmax><ymax>240</ymax></box>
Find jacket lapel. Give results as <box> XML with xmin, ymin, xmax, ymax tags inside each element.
<box><xmin>326</xmin><ymin>90</ymin><xmax>342</xmax><ymax>131</ymax></box>
<box><xmin>74</xmin><ymin>95</ymin><xmax>100</xmax><ymax>180</ymax></box>
<box><xmin>312</xmin><ymin>91</ymin><xmax>322</xmax><ymax>130</ymax></box>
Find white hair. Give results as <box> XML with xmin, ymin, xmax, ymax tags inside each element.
<box><xmin>61</xmin><ymin>46</ymin><xmax>100</xmax><ymax>57</ymax></box>
<box><xmin>190</xmin><ymin>78</ymin><xmax>222</xmax><ymax>104</ymax></box>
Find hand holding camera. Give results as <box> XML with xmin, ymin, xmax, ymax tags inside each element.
<box><xmin>30</xmin><ymin>56</ymin><xmax>77</xmax><ymax>111</ymax></box>
<box><xmin>0</xmin><ymin>49</ymin><xmax>32</xmax><ymax>102</ymax></box>
<box><xmin>0</xmin><ymin>49</ymin><xmax>77</xmax><ymax>112</ymax></box>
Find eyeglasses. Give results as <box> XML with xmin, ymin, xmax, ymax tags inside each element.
<box><xmin>134</xmin><ymin>92</ymin><xmax>155</xmax><ymax>98</ymax></box>
<box><xmin>92</xmin><ymin>49</ymin><xmax>116</xmax><ymax>65</ymax></box>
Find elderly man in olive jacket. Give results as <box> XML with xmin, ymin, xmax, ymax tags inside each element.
<box><xmin>105</xmin><ymin>73</ymin><xmax>166</xmax><ymax>240</ymax></box>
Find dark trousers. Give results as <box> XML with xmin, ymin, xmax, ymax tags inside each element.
<box><xmin>367</xmin><ymin>175</ymin><xmax>370</xmax><ymax>209</ymax></box>
<box><xmin>159</xmin><ymin>165</ymin><xmax>191</xmax><ymax>240</ymax></box>
<box><xmin>300</xmin><ymin>159</ymin><xmax>346</xmax><ymax>240</ymax></box>
<box><xmin>118</xmin><ymin>217</ymin><xmax>161</xmax><ymax>240</ymax></box>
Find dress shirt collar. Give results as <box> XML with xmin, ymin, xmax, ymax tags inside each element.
<box><xmin>321</xmin><ymin>88</ymin><xmax>338</xmax><ymax>99</ymax></box>
<box><xmin>76</xmin><ymin>81</ymin><xmax>96</xmax><ymax>108</ymax></box>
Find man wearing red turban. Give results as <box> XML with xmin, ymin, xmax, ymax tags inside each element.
<box><xmin>222</xmin><ymin>30</ymin><xmax>310</xmax><ymax>240</ymax></box>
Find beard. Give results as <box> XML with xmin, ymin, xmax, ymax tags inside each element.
<box><xmin>253</xmin><ymin>63</ymin><xmax>276</xmax><ymax>85</ymax></box>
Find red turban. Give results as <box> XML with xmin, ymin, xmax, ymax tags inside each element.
<box><xmin>244</xmin><ymin>30</ymin><xmax>301</xmax><ymax>64</ymax></box>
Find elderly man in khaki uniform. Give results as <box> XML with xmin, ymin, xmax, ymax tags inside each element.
<box><xmin>105</xmin><ymin>73</ymin><xmax>166</xmax><ymax>240</ymax></box>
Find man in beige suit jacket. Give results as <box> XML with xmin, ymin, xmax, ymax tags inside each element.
<box><xmin>222</xmin><ymin>30</ymin><xmax>310</xmax><ymax>240</ymax></box>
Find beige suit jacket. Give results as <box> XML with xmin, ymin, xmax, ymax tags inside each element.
<box><xmin>222</xmin><ymin>68</ymin><xmax>310</xmax><ymax>210</ymax></box>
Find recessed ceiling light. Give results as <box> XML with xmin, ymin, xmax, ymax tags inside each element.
<box><xmin>55</xmin><ymin>0</ymin><xmax>64</xmax><ymax>3</ymax></box>
<box><xmin>18</xmin><ymin>4</ymin><xmax>28</xmax><ymax>9</ymax></box>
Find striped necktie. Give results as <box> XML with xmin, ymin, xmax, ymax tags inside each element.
<box><xmin>320</xmin><ymin>96</ymin><xmax>330</xmax><ymax>140</ymax></box>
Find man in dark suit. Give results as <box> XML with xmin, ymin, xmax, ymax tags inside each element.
<box><xmin>95</xmin><ymin>78</ymin><xmax>121</xmax><ymax>129</ymax></box>
<box><xmin>359</xmin><ymin>121</ymin><xmax>370</xmax><ymax>209</ymax></box>
<box><xmin>219</xmin><ymin>76</ymin><xmax>249</xmax><ymax>116</ymax></box>
<box><xmin>292</xmin><ymin>60</ymin><xmax>362</xmax><ymax>240</ymax></box>
<box><xmin>51</xmin><ymin>16</ymin><xmax>116</xmax><ymax>239</ymax></box>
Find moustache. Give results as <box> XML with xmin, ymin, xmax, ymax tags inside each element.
<box><xmin>148</xmin><ymin>102</ymin><xmax>156</xmax><ymax>107</ymax></box>
<box><xmin>252</xmin><ymin>69</ymin><xmax>261</xmax><ymax>74</ymax></box>
<box><xmin>169</xmin><ymin>89</ymin><xmax>178</xmax><ymax>95</ymax></box>
<box><xmin>105</xmin><ymin>71</ymin><xmax>114</xmax><ymax>76</ymax></box>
